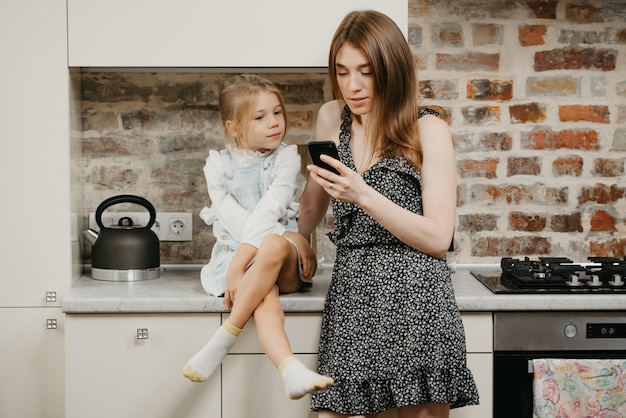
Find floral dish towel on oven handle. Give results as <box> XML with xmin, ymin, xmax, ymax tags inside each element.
<box><xmin>532</xmin><ymin>358</ymin><xmax>626</xmax><ymax>418</ymax></box>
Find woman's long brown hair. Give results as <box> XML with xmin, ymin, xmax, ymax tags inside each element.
<box><xmin>328</xmin><ymin>10</ymin><xmax>423</xmax><ymax>169</ymax></box>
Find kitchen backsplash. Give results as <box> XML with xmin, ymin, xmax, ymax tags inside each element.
<box><xmin>79</xmin><ymin>0</ymin><xmax>626</xmax><ymax>265</ymax></box>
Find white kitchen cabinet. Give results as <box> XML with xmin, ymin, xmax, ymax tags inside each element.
<box><xmin>0</xmin><ymin>0</ymin><xmax>75</xmax><ymax>417</ymax></box>
<box><xmin>67</xmin><ymin>0</ymin><xmax>407</xmax><ymax>68</ymax></box>
<box><xmin>222</xmin><ymin>313</ymin><xmax>321</xmax><ymax>418</ymax></box>
<box><xmin>0</xmin><ymin>308</ymin><xmax>65</xmax><ymax>418</ymax></box>
<box><xmin>65</xmin><ymin>312</ymin><xmax>493</xmax><ymax>418</ymax></box>
<box><xmin>65</xmin><ymin>314</ymin><xmax>222</xmax><ymax>418</ymax></box>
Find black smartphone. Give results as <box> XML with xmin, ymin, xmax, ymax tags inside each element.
<box><xmin>307</xmin><ymin>141</ymin><xmax>340</xmax><ymax>175</ymax></box>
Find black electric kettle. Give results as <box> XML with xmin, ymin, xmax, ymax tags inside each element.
<box><xmin>84</xmin><ymin>195</ymin><xmax>160</xmax><ymax>281</ymax></box>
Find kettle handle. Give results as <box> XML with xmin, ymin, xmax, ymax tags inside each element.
<box><xmin>95</xmin><ymin>195</ymin><xmax>157</xmax><ymax>230</ymax></box>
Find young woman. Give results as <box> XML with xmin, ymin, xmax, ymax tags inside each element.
<box><xmin>183</xmin><ymin>74</ymin><xmax>333</xmax><ymax>400</ymax></box>
<box><xmin>298</xmin><ymin>11</ymin><xmax>479</xmax><ymax>417</ymax></box>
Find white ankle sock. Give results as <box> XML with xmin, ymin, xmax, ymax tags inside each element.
<box><xmin>279</xmin><ymin>356</ymin><xmax>334</xmax><ymax>400</ymax></box>
<box><xmin>183</xmin><ymin>322</ymin><xmax>240</xmax><ymax>382</ymax></box>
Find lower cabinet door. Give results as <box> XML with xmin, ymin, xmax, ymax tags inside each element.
<box><xmin>65</xmin><ymin>313</ymin><xmax>221</xmax><ymax>418</ymax></box>
<box><xmin>0</xmin><ymin>308</ymin><xmax>64</xmax><ymax>418</ymax></box>
<box><xmin>221</xmin><ymin>354</ymin><xmax>318</xmax><ymax>418</ymax></box>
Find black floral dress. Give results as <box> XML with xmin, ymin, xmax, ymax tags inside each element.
<box><xmin>310</xmin><ymin>106</ymin><xmax>480</xmax><ymax>415</ymax></box>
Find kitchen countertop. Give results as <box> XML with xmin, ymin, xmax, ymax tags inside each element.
<box><xmin>62</xmin><ymin>264</ymin><xmax>626</xmax><ymax>314</ymax></box>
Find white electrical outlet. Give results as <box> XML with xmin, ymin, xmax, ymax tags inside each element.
<box><xmin>88</xmin><ymin>212</ymin><xmax>193</xmax><ymax>241</ymax></box>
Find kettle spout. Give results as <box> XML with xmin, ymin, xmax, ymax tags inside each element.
<box><xmin>83</xmin><ymin>229</ymin><xmax>99</xmax><ymax>246</ymax></box>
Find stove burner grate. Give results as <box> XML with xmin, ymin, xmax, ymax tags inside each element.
<box><xmin>472</xmin><ymin>256</ymin><xmax>626</xmax><ymax>294</ymax></box>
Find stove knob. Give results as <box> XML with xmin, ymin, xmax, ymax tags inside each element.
<box><xmin>564</xmin><ymin>323</ymin><xmax>578</xmax><ymax>338</ymax></box>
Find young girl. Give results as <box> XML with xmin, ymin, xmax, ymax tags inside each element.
<box><xmin>183</xmin><ymin>74</ymin><xmax>333</xmax><ymax>400</ymax></box>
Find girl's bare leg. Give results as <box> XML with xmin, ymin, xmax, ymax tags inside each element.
<box><xmin>183</xmin><ymin>234</ymin><xmax>301</xmax><ymax>383</ymax></box>
<box><xmin>253</xmin><ymin>286</ymin><xmax>333</xmax><ymax>399</ymax></box>
<box><xmin>228</xmin><ymin>234</ymin><xmax>301</xmax><ymax>329</ymax></box>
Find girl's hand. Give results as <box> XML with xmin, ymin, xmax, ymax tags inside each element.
<box><xmin>307</xmin><ymin>154</ymin><xmax>370</xmax><ymax>206</ymax></box>
<box><xmin>224</xmin><ymin>244</ymin><xmax>256</xmax><ymax>310</ymax></box>
<box><xmin>284</xmin><ymin>231</ymin><xmax>317</xmax><ymax>280</ymax></box>
<box><xmin>224</xmin><ymin>264</ymin><xmax>244</xmax><ymax>310</ymax></box>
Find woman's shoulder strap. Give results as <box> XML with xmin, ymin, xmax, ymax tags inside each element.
<box><xmin>418</xmin><ymin>106</ymin><xmax>442</xmax><ymax>119</ymax></box>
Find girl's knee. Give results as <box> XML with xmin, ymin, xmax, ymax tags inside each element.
<box><xmin>258</xmin><ymin>234</ymin><xmax>293</xmax><ymax>260</ymax></box>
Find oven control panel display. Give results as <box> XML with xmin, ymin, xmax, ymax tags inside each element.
<box><xmin>587</xmin><ymin>323</ymin><xmax>626</xmax><ymax>338</ymax></box>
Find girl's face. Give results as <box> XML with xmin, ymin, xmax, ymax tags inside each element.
<box><xmin>335</xmin><ymin>42</ymin><xmax>375</xmax><ymax>117</ymax></box>
<box><xmin>235</xmin><ymin>91</ymin><xmax>285</xmax><ymax>152</ymax></box>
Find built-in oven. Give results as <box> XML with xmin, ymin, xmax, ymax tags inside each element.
<box><xmin>493</xmin><ymin>311</ymin><xmax>626</xmax><ymax>417</ymax></box>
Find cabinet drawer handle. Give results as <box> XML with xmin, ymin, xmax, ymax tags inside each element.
<box><xmin>137</xmin><ymin>328</ymin><xmax>149</xmax><ymax>339</ymax></box>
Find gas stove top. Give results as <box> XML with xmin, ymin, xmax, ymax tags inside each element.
<box><xmin>471</xmin><ymin>256</ymin><xmax>626</xmax><ymax>294</ymax></box>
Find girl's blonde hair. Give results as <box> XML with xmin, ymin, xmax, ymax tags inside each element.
<box><xmin>218</xmin><ymin>74</ymin><xmax>288</xmax><ymax>145</ymax></box>
<box><xmin>328</xmin><ymin>10</ymin><xmax>423</xmax><ymax>168</ymax></box>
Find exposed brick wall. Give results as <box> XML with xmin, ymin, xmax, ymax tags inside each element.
<box><xmin>81</xmin><ymin>0</ymin><xmax>626</xmax><ymax>264</ymax></box>
<box><xmin>409</xmin><ymin>0</ymin><xmax>626</xmax><ymax>262</ymax></box>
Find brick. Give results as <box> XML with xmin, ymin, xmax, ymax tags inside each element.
<box><xmin>158</xmin><ymin>133</ymin><xmax>209</xmax><ymax>154</ymax></box>
<box><xmin>457</xmin><ymin>184</ymin><xmax>467</xmax><ymax>207</ymax></box>
<box><xmin>287</xmin><ymin>110</ymin><xmax>313</xmax><ymax>129</ymax></box>
<box><xmin>618</xmin><ymin>106</ymin><xmax>626</xmax><ymax>123</ymax></box>
<box><xmin>508</xmin><ymin>157</ymin><xmax>541</xmax><ymax>176</ymax></box>
<box><xmin>590</xmin><ymin>210</ymin><xmax>615</xmax><ymax>232</ymax></box>
<box><xmin>510</xmin><ymin>102</ymin><xmax>546</xmax><ymax>123</ymax></box>
<box><xmin>592</xmin><ymin>159</ymin><xmax>625</xmax><ymax>177</ymax></box>
<box><xmin>432</xmin><ymin>22</ymin><xmax>464</xmax><ymax>47</ymax></box>
<box><xmin>419</xmin><ymin>79</ymin><xmax>459</xmax><ymax>100</ymax></box>
<box><xmin>274</xmin><ymin>80</ymin><xmax>326</xmax><ymax>105</ymax></box>
<box><xmin>589</xmin><ymin>239</ymin><xmax>626</xmax><ymax>258</ymax></box>
<box><xmin>559</xmin><ymin>29</ymin><xmax>607</xmax><ymax>45</ymax></box>
<box><xmin>521</xmin><ymin>129</ymin><xmax>600</xmax><ymax>150</ymax></box>
<box><xmin>81</xmin><ymin>73</ymin><xmax>154</xmax><ymax>102</ymax></box>
<box><xmin>408</xmin><ymin>0</ymin><xmax>435</xmax><ymax>17</ymax></box>
<box><xmin>82</xmin><ymin>110</ymin><xmax>120</xmax><ymax>131</ymax></box>
<box><xmin>458</xmin><ymin>159</ymin><xmax>498</xmax><ymax>179</ymax></box>
<box><xmin>481</xmin><ymin>132</ymin><xmax>513</xmax><ymax>151</ymax></box>
<box><xmin>559</xmin><ymin>105</ymin><xmax>610</xmax><ymax>123</ymax></box>
<box><xmin>461</xmin><ymin>106</ymin><xmax>500</xmax><ymax>124</ymax></box>
<box><xmin>471</xmin><ymin>184</ymin><xmax>568</xmax><ymax>205</ymax></box>
<box><xmin>577</xmin><ymin>184</ymin><xmax>624</xmax><ymax>204</ymax></box>
<box><xmin>85</xmin><ymin>165</ymin><xmax>139</xmax><ymax>190</ymax></box>
<box><xmin>454</xmin><ymin>132</ymin><xmax>513</xmax><ymax>153</ymax></box>
<box><xmin>473</xmin><ymin>23</ymin><xmax>503</xmax><ymax>46</ymax></box>
<box><xmin>414</xmin><ymin>54</ymin><xmax>428</xmax><ymax>71</ymax></box>
<box><xmin>408</xmin><ymin>25</ymin><xmax>423</xmax><ymax>46</ymax></box>
<box><xmin>467</xmin><ymin>79</ymin><xmax>512</xmax><ymax>101</ymax></box>
<box><xmin>552</xmin><ymin>156</ymin><xmax>583</xmax><ymax>176</ymax></box>
<box><xmin>565</xmin><ymin>4</ymin><xmax>603</xmax><ymax>23</ymax></box>
<box><xmin>590</xmin><ymin>76</ymin><xmax>607</xmax><ymax>96</ymax></box>
<box><xmin>509</xmin><ymin>212</ymin><xmax>547</xmax><ymax>232</ymax></box>
<box><xmin>519</xmin><ymin>25</ymin><xmax>546</xmax><ymax>46</ymax></box>
<box><xmin>436</xmin><ymin>52</ymin><xmax>499</xmax><ymax>71</ymax></box>
<box><xmin>615</xmin><ymin>29</ymin><xmax>626</xmax><ymax>44</ymax></box>
<box><xmin>458</xmin><ymin>213</ymin><xmax>498</xmax><ymax>232</ymax></box>
<box><xmin>551</xmin><ymin>213</ymin><xmax>583</xmax><ymax>233</ymax></box>
<box><xmin>526</xmin><ymin>76</ymin><xmax>580</xmax><ymax>96</ymax></box>
<box><xmin>471</xmin><ymin>236</ymin><xmax>551</xmax><ymax>257</ymax></box>
<box><xmin>534</xmin><ymin>48</ymin><xmax>617</xmax><ymax>72</ymax></box>
<box><xmin>83</xmin><ymin>136</ymin><xmax>132</xmax><ymax>157</ymax></box>
<box><xmin>527</xmin><ymin>0</ymin><xmax>557</xmax><ymax>19</ymax></box>
<box><xmin>614</xmin><ymin>129</ymin><xmax>626</xmax><ymax>151</ymax></box>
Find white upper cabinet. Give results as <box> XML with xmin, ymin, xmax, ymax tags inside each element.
<box><xmin>67</xmin><ymin>0</ymin><xmax>407</xmax><ymax>67</ymax></box>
